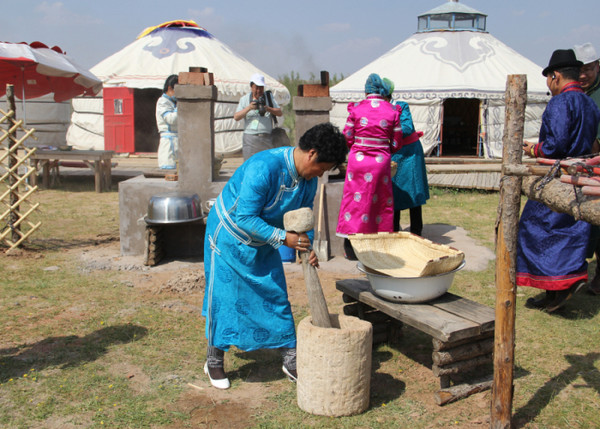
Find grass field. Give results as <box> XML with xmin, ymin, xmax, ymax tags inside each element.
<box><xmin>1</xmin><ymin>178</ymin><xmax>600</xmax><ymax>428</ymax></box>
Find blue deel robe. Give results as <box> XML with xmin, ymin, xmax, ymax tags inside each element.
<box><xmin>391</xmin><ymin>101</ymin><xmax>430</xmax><ymax>210</ymax></box>
<box><xmin>516</xmin><ymin>84</ymin><xmax>600</xmax><ymax>291</ymax></box>
<box><xmin>202</xmin><ymin>147</ymin><xmax>317</xmax><ymax>351</ymax></box>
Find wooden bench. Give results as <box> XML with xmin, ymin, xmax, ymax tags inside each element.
<box><xmin>336</xmin><ymin>278</ymin><xmax>495</xmax><ymax>405</ymax></box>
<box><xmin>30</xmin><ymin>149</ymin><xmax>115</xmax><ymax>193</ymax></box>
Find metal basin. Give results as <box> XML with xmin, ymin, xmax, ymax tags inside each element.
<box><xmin>357</xmin><ymin>260</ymin><xmax>465</xmax><ymax>303</ymax></box>
<box><xmin>145</xmin><ymin>192</ymin><xmax>203</xmax><ymax>224</ymax></box>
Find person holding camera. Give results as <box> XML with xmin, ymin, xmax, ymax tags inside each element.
<box><xmin>234</xmin><ymin>73</ymin><xmax>283</xmax><ymax>160</ymax></box>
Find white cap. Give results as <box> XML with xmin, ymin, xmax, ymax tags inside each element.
<box><xmin>573</xmin><ymin>43</ymin><xmax>600</xmax><ymax>65</ymax></box>
<box><xmin>250</xmin><ymin>73</ymin><xmax>265</xmax><ymax>87</ymax></box>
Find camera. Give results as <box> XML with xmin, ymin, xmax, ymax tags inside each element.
<box><xmin>254</xmin><ymin>95</ymin><xmax>267</xmax><ymax>116</ymax></box>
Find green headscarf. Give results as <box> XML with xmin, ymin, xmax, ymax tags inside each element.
<box><xmin>383</xmin><ymin>78</ymin><xmax>395</xmax><ymax>95</ymax></box>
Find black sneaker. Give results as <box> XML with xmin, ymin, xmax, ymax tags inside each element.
<box><xmin>545</xmin><ymin>282</ymin><xmax>584</xmax><ymax>313</ymax></box>
<box><xmin>587</xmin><ymin>274</ymin><xmax>600</xmax><ymax>295</ymax></box>
<box><xmin>525</xmin><ymin>291</ymin><xmax>555</xmax><ymax>310</ymax></box>
<box><xmin>525</xmin><ymin>296</ymin><xmax>548</xmax><ymax>309</ymax></box>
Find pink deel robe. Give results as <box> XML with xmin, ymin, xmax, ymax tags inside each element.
<box><xmin>336</xmin><ymin>95</ymin><xmax>404</xmax><ymax>237</ymax></box>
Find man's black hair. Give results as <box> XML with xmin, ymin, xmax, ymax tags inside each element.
<box><xmin>298</xmin><ymin>122</ymin><xmax>348</xmax><ymax>167</ymax></box>
<box><xmin>164</xmin><ymin>74</ymin><xmax>179</xmax><ymax>93</ymax></box>
<box><xmin>555</xmin><ymin>67</ymin><xmax>581</xmax><ymax>81</ymax></box>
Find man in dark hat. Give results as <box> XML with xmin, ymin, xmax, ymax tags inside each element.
<box><xmin>519</xmin><ymin>49</ymin><xmax>600</xmax><ymax>312</ymax></box>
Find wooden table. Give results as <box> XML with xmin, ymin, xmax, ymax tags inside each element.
<box><xmin>337</xmin><ymin>278</ymin><xmax>495</xmax><ymax>405</ymax></box>
<box><xmin>30</xmin><ymin>150</ymin><xmax>115</xmax><ymax>193</ymax></box>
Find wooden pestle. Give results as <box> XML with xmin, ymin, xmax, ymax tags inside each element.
<box><xmin>283</xmin><ymin>208</ymin><xmax>333</xmax><ymax>328</ymax></box>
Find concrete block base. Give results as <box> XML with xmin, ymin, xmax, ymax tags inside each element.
<box><xmin>119</xmin><ymin>176</ymin><xmax>204</xmax><ymax>258</ymax></box>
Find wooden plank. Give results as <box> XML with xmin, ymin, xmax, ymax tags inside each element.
<box><xmin>476</xmin><ymin>172</ymin><xmax>486</xmax><ymax>190</ymax></box>
<box><xmin>468</xmin><ymin>173</ymin><xmax>476</xmax><ymax>189</ymax></box>
<box><xmin>435</xmin><ymin>377</ymin><xmax>493</xmax><ymax>406</ymax></box>
<box><xmin>432</xmin><ymin>353</ymin><xmax>492</xmax><ymax>377</ymax></box>
<box><xmin>484</xmin><ymin>172</ymin><xmax>492</xmax><ymax>190</ymax></box>
<box><xmin>31</xmin><ymin>149</ymin><xmax>114</xmax><ymax>160</ymax></box>
<box><xmin>426</xmin><ymin>165</ymin><xmax>502</xmax><ymax>173</ymax></box>
<box><xmin>336</xmin><ymin>279</ymin><xmax>481</xmax><ymax>342</ymax></box>
<box><xmin>478</xmin><ymin>172</ymin><xmax>487</xmax><ymax>190</ymax></box>
<box><xmin>432</xmin><ymin>174</ymin><xmax>445</xmax><ymax>185</ymax></box>
<box><xmin>432</xmin><ymin>293</ymin><xmax>495</xmax><ymax>333</ymax></box>
<box><xmin>427</xmin><ymin>173</ymin><xmax>439</xmax><ymax>185</ymax></box>
<box><xmin>432</xmin><ymin>338</ymin><xmax>494</xmax><ymax>366</ymax></box>
<box><xmin>454</xmin><ymin>174</ymin><xmax>462</xmax><ymax>188</ymax></box>
<box><xmin>473</xmin><ymin>172</ymin><xmax>480</xmax><ymax>189</ymax></box>
<box><xmin>94</xmin><ymin>160</ymin><xmax>102</xmax><ymax>193</ymax></box>
<box><xmin>486</xmin><ymin>172</ymin><xmax>496</xmax><ymax>190</ymax></box>
<box><xmin>425</xmin><ymin>157</ymin><xmax>504</xmax><ymax>165</ymax></box>
<box><xmin>461</xmin><ymin>173</ymin><xmax>471</xmax><ymax>189</ymax></box>
<box><xmin>432</xmin><ymin>332</ymin><xmax>494</xmax><ymax>351</ymax></box>
<box><xmin>485</xmin><ymin>172</ymin><xmax>493</xmax><ymax>190</ymax></box>
<box><xmin>493</xmin><ymin>172</ymin><xmax>501</xmax><ymax>190</ymax></box>
<box><xmin>454</xmin><ymin>173</ymin><xmax>463</xmax><ymax>188</ymax></box>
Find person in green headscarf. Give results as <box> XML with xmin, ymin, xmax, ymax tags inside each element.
<box><xmin>383</xmin><ymin>78</ymin><xmax>430</xmax><ymax>236</ymax></box>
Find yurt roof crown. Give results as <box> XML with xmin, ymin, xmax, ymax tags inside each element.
<box><xmin>418</xmin><ymin>0</ymin><xmax>487</xmax><ymax>33</ymax></box>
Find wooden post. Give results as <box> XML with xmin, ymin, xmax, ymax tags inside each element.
<box><xmin>491</xmin><ymin>75</ymin><xmax>527</xmax><ymax>428</ymax></box>
<box><xmin>6</xmin><ymin>85</ymin><xmax>20</xmax><ymax>244</ymax></box>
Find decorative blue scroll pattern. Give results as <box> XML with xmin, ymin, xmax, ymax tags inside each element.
<box><xmin>142</xmin><ymin>27</ymin><xmax>213</xmax><ymax>59</ymax></box>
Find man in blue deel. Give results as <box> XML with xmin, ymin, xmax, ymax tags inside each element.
<box><xmin>518</xmin><ymin>49</ymin><xmax>600</xmax><ymax>312</ymax></box>
<box><xmin>201</xmin><ymin>123</ymin><xmax>348</xmax><ymax>389</ymax></box>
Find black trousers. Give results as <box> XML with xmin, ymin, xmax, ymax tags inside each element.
<box><xmin>393</xmin><ymin>207</ymin><xmax>423</xmax><ymax>236</ymax></box>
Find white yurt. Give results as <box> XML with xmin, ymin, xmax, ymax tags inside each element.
<box><xmin>0</xmin><ymin>94</ymin><xmax>71</xmax><ymax>146</ymax></box>
<box><xmin>330</xmin><ymin>0</ymin><xmax>550</xmax><ymax>158</ymax></box>
<box><xmin>67</xmin><ymin>20</ymin><xmax>290</xmax><ymax>155</ymax></box>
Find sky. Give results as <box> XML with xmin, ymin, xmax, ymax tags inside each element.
<box><xmin>3</xmin><ymin>0</ymin><xmax>600</xmax><ymax>81</ymax></box>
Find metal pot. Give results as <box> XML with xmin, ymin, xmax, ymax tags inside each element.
<box><xmin>357</xmin><ymin>260</ymin><xmax>465</xmax><ymax>303</ymax></box>
<box><xmin>145</xmin><ymin>192</ymin><xmax>203</xmax><ymax>224</ymax></box>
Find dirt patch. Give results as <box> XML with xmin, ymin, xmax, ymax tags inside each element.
<box><xmin>155</xmin><ymin>271</ymin><xmax>205</xmax><ymax>295</ymax></box>
<box><xmin>167</xmin><ymin>377</ymin><xmax>283</xmax><ymax>428</ymax></box>
<box><xmin>68</xmin><ymin>226</ymin><xmax>494</xmax><ymax>427</ymax></box>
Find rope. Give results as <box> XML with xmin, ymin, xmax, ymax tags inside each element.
<box><xmin>534</xmin><ymin>159</ymin><xmax>561</xmax><ymax>192</ymax></box>
<box><xmin>533</xmin><ymin>152</ymin><xmax>599</xmax><ymax>218</ymax></box>
<box><xmin>573</xmin><ymin>184</ymin><xmax>584</xmax><ymax>220</ymax></box>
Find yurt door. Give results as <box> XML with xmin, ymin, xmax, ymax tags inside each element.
<box><xmin>440</xmin><ymin>98</ymin><xmax>480</xmax><ymax>156</ymax></box>
<box><xmin>103</xmin><ymin>87</ymin><xmax>135</xmax><ymax>153</ymax></box>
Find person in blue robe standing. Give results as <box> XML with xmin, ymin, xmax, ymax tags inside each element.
<box><xmin>382</xmin><ymin>78</ymin><xmax>429</xmax><ymax>236</ymax></box>
<box><xmin>518</xmin><ymin>49</ymin><xmax>600</xmax><ymax>313</ymax></box>
<box><xmin>202</xmin><ymin>123</ymin><xmax>348</xmax><ymax>389</ymax></box>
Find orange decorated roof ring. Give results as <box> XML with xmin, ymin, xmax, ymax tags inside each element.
<box><xmin>137</xmin><ymin>20</ymin><xmax>208</xmax><ymax>39</ymax></box>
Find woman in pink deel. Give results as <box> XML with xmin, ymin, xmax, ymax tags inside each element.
<box><xmin>336</xmin><ymin>73</ymin><xmax>404</xmax><ymax>260</ymax></box>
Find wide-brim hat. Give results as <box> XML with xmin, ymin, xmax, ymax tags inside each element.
<box><xmin>542</xmin><ymin>49</ymin><xmax>583</xmax><ymax>76</ymax></box>
<box><xmin>573</xmin><ymin>43</ymin><xmax>600</xmax><ymax>65</ymax></box>
<box><xmin>250</xmin><ymin>73</ymin><xmax>266</xmax><ymax>87</ymax></box>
